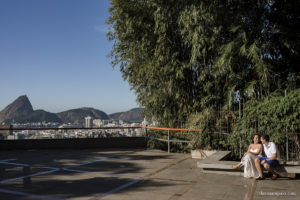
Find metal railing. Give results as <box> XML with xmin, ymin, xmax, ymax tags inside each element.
<box><xmin>144</xmin><ymin>126</ymin><xmax>202</xmax><ymax>153</ymax></box>
<box><xmin>2</xmin><ymin>125</ymin><xmax>298</xmax><ymax>160</ymax></box>
<box><xmin>0</xmin><ymin>126</ymin><xmax>202</xmax><ymax>153</ymax></box>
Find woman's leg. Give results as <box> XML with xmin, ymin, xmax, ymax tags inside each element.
<box><xmin>255</xmin><ymin>158</ymin><xmax>264</xmax><ymax>179</ymax></box>
<box><xmin>232</xmin><ymin>162</ymin><xmax>243</xmax><ymax>169</ymax></box>
<box><xmin>248</xmin><ymin>154</ymin><xmax>259</xmax><ymax>178</ymax></box>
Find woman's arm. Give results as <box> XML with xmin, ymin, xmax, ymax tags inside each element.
<box><xmin>246</xmin><ymin>145</ymin><xmax>251</xmax><ymax>154</ymax></box>
<box><xmin>242</xmin><ymin>145</ymin><xmax>251</xmax><ymax>159</ymax></box>
<box><xmin>250</xmin><ymin>144</ymin><xmax>262</xmax><ymax>155</ymax></box>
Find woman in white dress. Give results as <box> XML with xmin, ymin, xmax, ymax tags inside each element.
<box><xmin>232</xmin><ymin>134</ymin><xmax>262</xmax><ymax>178</ymax></box>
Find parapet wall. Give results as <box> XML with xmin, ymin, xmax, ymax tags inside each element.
<box><xmin>0</xmin><ymin>125</ymin><xmax>12</xmax><ymax>139</ymax></box>
<box><xmin>0</xmin><ymin>137</ymin><xmax>146</xmax><ymax>150</ymax></box>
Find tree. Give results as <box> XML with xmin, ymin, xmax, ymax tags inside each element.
<box><xmin>107</xmin><ymin>0</ymin><xmax>300</xmax><ymax>130</ymax></box>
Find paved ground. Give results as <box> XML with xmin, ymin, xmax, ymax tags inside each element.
<box><xmin>0</xmin><ymin>149</ymin><xmax>299</xmax><ymax>200</ymax></box>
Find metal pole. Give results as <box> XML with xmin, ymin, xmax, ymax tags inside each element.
<box><xmin>285</xmin><ymin>90</ymin><xmax>289</xmax><ymax>161</ymax></box>
<box><xmin>239</xmin><ymin>136</ymin><xmax>242</xmax><ymax>158</ymax></box>
<box><xmin>168</xmin><ymin>130</ymin><xmax>170</xmax><ymax>153</ymax></box>
<box><xmin>239</xmin><ymin>99</ymin><xmax>241</xmax><ymax>118</ymax></box>
<box><xmin>145</xmin><ymin>125</ymin><xmax>148</xmax><ymax>148</ymax></box>
<box><xmin>239</xmin><ymin>99</ymin><xmax>242</xmax><ymax>158</ymax></box>
<box><xmin>286</xmin><ymin>132</ymin><xmax>289</xmax><ymax>161</ymax></box>
<box><xmin>181</xmin><ymin>121</ymin><xmax>182</xmax><ymax>135</ymax></box>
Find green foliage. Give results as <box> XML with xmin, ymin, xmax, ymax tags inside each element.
<box><xmin>107</xmin><ymin>0</ymin><xmax>227</xmax><ymax>126</ymax></box>
<box><xmin>235</xmin><ymin>90</ymin><xmax>300</xmax><ymax>141</ymax></box>
<box><xmin>186</xmin><ymin>108</ymin><xmax>234</xmax><ymax>151</ymax></box>
<box><xmin>107</xmin><ymin>0</ymin><xmax>300</xmax><ymax>154</ymax></box>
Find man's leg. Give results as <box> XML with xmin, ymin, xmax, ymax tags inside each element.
<box><xmin>263</xmin><ymin>163</ymin><xmax>270</xmax><ymax>172</ymax></box>
<box><xmin>264</xmin><ymin>162</ymin><xmax>278</xmax><ymax>179</ymax></box>
<box><xmin>255</xmin><ymin>158</ymin><xmax>264</xmax><ymax>178</ymax></box>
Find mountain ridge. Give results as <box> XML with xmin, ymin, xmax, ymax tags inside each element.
<box><xmin>57</xmin><ymin>107</ymin><xmax>109</xmax><ymax>124</ymax></box>
<box><xmin>15</xmin><ymin>109</ymin><xmax>62</xmax><ymax>123</ymax></box>
<box><xmin>109</xmin><ymin>108</ymin><xmax>143</xmax><ymax>123</ymax></box>
<box><xmin>0</xmin><ymin>95</ymin><xmax>142</xmax><ymax>124</ymax></box>
<box><xmin>0</xmin><ymin>95</ymin><xmax>34</xmax><ymax>123</ymax></box>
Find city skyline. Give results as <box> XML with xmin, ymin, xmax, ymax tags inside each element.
<box><xmin>0</xmin><ymin>0</ymin><xmax>138</xmax><ymax>114</ymax></box>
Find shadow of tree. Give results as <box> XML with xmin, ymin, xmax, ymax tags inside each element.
<box><xmin>0</xmin><ymin>148</ymin><xmax>181</xmax><ymax>200</ymax></box>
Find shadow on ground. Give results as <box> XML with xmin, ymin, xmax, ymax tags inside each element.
<box><xmin>0</xmin><ymin>148</ymin><xmax>183</xmax><ymax>200</ymax></box>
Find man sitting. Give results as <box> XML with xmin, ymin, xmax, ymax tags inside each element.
<box><xmin>255</xmin><ymin>135</ymin><xmax>280</xmax><ymax>180</ymax></box>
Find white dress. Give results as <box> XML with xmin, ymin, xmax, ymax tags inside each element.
<box><xmin>242</xmin><ymin>148</ymin><xmax>261</xmax><ymax>178</ymax></box>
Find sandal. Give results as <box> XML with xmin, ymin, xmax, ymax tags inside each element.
<box><xmin>256</xmin><ymin>176</ymin><xmax>265</xmax><ymax>180</ymax></box>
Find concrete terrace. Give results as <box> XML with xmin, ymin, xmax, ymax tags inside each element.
<box><xmin>0</xmin><ymin>149</ymin><xmax>299</xmax><ymax>200</ymax></box>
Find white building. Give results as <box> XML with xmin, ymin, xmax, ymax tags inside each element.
<box><xmin>85</xmin><ymin>116</ymin><xmax>93</xmax><ymax>128</ymax></box>
<box><xmin>142</xmin><ymin>118</ymin><xmax>148</xmax><ymax>126</ymax></box>
<box><xmin>93</xmin><ymin>119</ymin><xmax>103</xmax><ymax>127</ymax></box>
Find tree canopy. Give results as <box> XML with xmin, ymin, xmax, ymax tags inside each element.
<box><xmin>107</xmin><ymin>0</ymin><xmax>300</xmax><ymax>132</ymax></box>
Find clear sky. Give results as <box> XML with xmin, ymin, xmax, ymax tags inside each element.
<box><xmin>0</xmin><ymin>0</ymin><xmax>138</xmax><ymax>114</ymax></box>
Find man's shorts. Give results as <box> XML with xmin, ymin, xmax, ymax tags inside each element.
<box><xmin>258</xmin><ymin>157</ymin><xmax>279</xmax><ymax>167</ymax></box>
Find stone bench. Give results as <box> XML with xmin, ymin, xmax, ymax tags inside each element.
<box><xmin>196</xmin><ymin>151</ymin><xmax>299</xmax><ymax>178</ymax></box>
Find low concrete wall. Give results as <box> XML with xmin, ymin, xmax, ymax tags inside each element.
<box><xmin>0</xmin><ymin>137</ymin><xmax>146</xmax><ymax>150</ymax></box>
<box><xmin>0</xmin><ymin>125</ymin><xmax>12</xmax><ymax>139</ymax></box>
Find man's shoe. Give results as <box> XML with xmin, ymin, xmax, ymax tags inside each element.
<box><xmin>271</xmin><ymin>174</ymin><xmax>278</xmax><ymax>180</ymax></box>
<box><xmin>267</xmin><ymin>172</ymin><xmax>273</xmax><ymax>177</ymax></box>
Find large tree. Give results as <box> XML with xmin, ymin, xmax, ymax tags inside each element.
<box><xmin>107</xmin><ymin>0</ymin><xmax>300</xmax><ymax>127</ymax></box>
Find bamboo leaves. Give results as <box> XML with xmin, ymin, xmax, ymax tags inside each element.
<box><xmin>107</xmin><ymin>0</ymin><xmax>299</xmax><ymax>129</ymax></box>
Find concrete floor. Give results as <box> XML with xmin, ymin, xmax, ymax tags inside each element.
<box><xmin>0</xmin><ymin>149</ymin><xmax>299</xmax><ymax>200</ymax></box>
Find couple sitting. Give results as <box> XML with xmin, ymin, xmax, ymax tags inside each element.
<box><xmin>232</xmin><ymin>134</ymin><xmax>280</xmax><ymax>180</ymax></box>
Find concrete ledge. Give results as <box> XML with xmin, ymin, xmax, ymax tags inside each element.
<box><xmin>276</xmin><ymin>165</ymin><xmax>300</xmax><ymax>178</ymax></box>
<box><xmin>284</xmin><ymin>166</ymin><xmax>300</xmax><ymax>173</ymax></box>
<box><xmin>200</xmin><ymin>168</ymin><xmax>243</xmax><ymax>176</ymax></box>
<box><xmin>191</xmin><ymin>149</ymin><xmax>217</xmax><ymax>159</ymax></box>
<box><xmin>197</xmin><ymin>151</ymin><xmax>298</xmax><ymax>178</ymax></box>
<box><xmin>0</xmin><ymin>137</ymin><xmax>146</xmax><ymax>150</ymax></box>
<box><xmin>198</xmin><ymin>151</ymin><xmax>231</xmax><ymax>163</ymax></box>
<box><xmin>197</xmin><ymin>162</ymin><xmax>239</xmax><ymax>169</ymax></box>
<box><xmin>196</xmin><ymin>151</ymin><xmax>242</xmax><ymax>176</ymax></box>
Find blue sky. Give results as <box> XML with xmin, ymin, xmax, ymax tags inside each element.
<box><xmin>0</xmin><ymin>0</ymin><xmax>138</xmax><ymax>114</ymax></box>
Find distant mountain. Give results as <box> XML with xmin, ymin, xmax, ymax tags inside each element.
<box><xmin>109</xmin><ymin>108</ymin><xmax>143</xmax><ymax>123</ymax></box>
<box><xmin>0</xmin><ymin>95</ymin><xmax>34</xmax><ymax>123</ymax></box>
<box><xmin>15</xmin><ymin>110</ymin><xmax>62</xmax><ymax>123</ymax></box>
<box><xmin>57</xmin><ymin>107</ymin><xmax>109</xmax><ymax>124</ymax></box>
<box><xmin>109</xmin><ymin>112</ymin><xmax>124</xmax><ymax>120</ymax></box>
<box><xmin>1</xmin><ymin>95</ymin><xmax>140</xmax><ymax>125</ymax></box>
